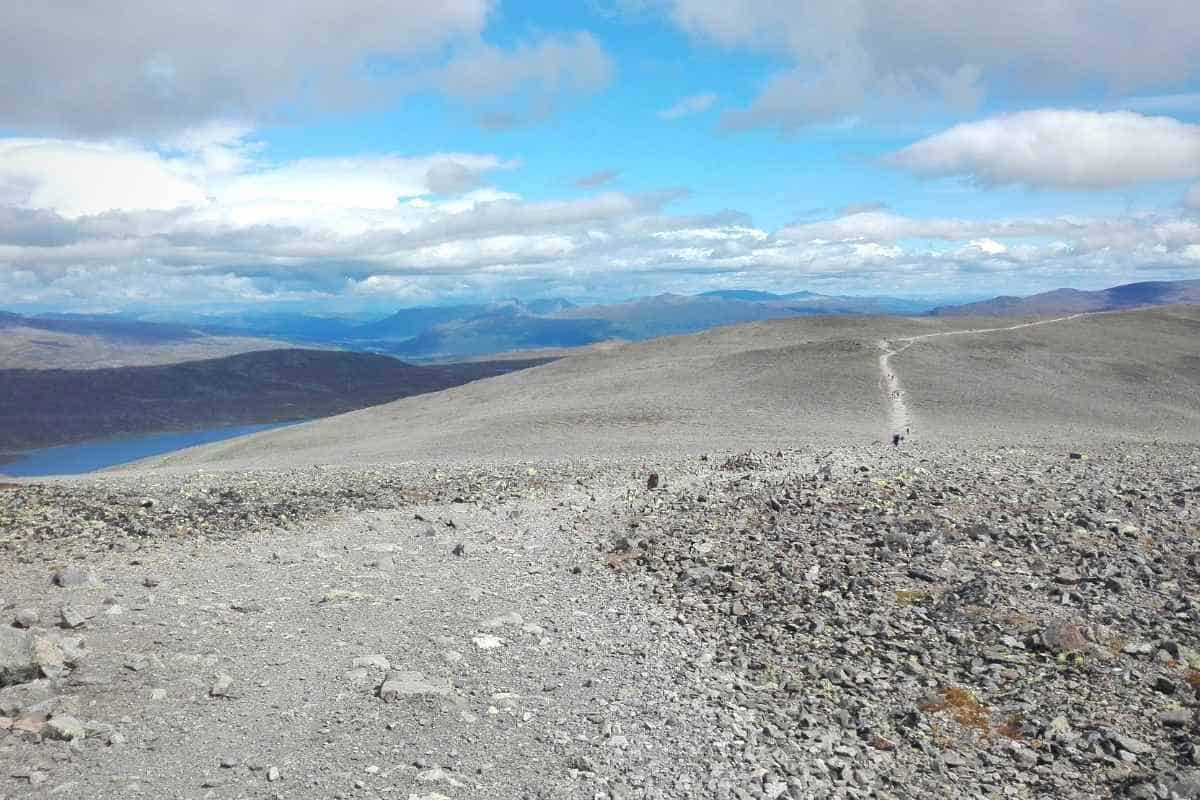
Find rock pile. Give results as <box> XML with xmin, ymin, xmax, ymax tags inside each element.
<box><xmin>611</xmin><ymin>446</ymin><xmax>1200</xmax><ymax>798</ymax></box>
<box><xmin>1</xmin><ymin>568</ymin><xmax>101</xmax><ymax>775</ymax></box>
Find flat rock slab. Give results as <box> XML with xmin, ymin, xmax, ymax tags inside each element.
<box><xmin>378</xmin><ymin>671</ymin><xmax>453</xmax><ymax>701</ymax></box>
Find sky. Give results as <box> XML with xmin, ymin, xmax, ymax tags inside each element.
<box><xmin>1</xmin><ymin>0</ymin><xmax>1199</xmax><ymax>313</ymax></box>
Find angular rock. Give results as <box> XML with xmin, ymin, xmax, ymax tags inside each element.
<box><xmin>13</xmin><ymin>609</ymin><xmax>38</xmax><ymax>629</ymax></box>
<box><xmin>0</xmin><ymin>678</ymin><xmax>55</xmax><ymax>715</ymax></box>
<box><xmin>52</xmin><ymin>567</ymin><xmax>89</xmax><ymax>588</ymax></box>
<box><xmin>57</xmin><ymin>636</ymin><xmax>86</xmax><ymax>665</ymax></box>
<box><xmin>0</xmin><ymin>627</ymin><xmax>36</xmax><ymax>687</ymax></box>
<box><xmin>59</xmin><ymin>605</ymin><xmax>88</xmax><ymax>629</ymax></box>
<box><xmin>210</xmin><ymin>673</ymin><xmax>234</xmax><ymax>698</ymax></box>
<box><xmin>1041</xmin><ymin>620</ymin><xmax>1086</xmax><ymax>653</ymax></box>
<box><xmin>11</xmin><ymin>711</ymin><xmax>49</xmax><ymax>736</ymax></box>
<box><xmin>30</xmin><ymin>635</ymin><xmax>66</xmax><ymax>679</ymax></box>
<box><xmin>1159</xmin><ymin>709</ymin><xmax>1192</xmax><ymax>728</ymax></box>
<box><xmin>42</xmin><ymin>715</ymin><xmax>86</xmax><ymax>741</ymax></box>
<box><xmin>1110</xmin><ymin>732</ymin><xmax>1152</xmax><ymax>755</ymax></box>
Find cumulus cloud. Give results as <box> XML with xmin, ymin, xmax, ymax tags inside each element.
<box><xmin>664</xmin><ymin>0</ymin><xmax>1200</xmax><ymax>130</ymax></box>
<box><xmin>0</xmin><ymin>4</ymin><xmax>617</xmax><ymax>136</ymax></box>
<box><xmin>575</xmin><ymin>169</ymin><xmax>620</xmax><ymax>189</ymax></box>
<box><xmin>885</xmin><ymin>110</ymin><xmax>1200</xmax><ymax>190</ymax></box>
<box><xmin>0</xmin><ymin>139</ymin><xmax>210</xmax><ymax>216</ymax></box>
<box><xmin>658</xmin><ymin>93</ymin><xmax>717</xmax><ymax>120</ymax></box>
<box><xmin>0</xmin><ymin>2</ymin><xmax>495</xmax><ymax>136</ymax></box>
<box><xmin>0</xmin><ymin>136</ymin><xmax>515</xmax><ymax>232</ymax></box>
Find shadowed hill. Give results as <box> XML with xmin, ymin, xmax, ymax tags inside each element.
<box><xmin>141</xmin><ymin>307</ymin><xmax>1200</xmax><ymax>472</ymax></box>
<box><xmin>0</xmin><ymin>349</ymin><xmax>547</xmax><ymax>454</ymax></box>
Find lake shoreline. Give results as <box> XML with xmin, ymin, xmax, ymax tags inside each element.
<box><xmin>0</xmin><ymin>421</ymin><xmax>301</xmax><ymax>478</ymax></box>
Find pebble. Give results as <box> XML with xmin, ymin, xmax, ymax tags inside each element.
<box><xmin>472</xmin><ymin>635</ymin><xmax>504</xmax><ymax>650</ymax></box>
<box><xmin>13</xmin><ymin>609</ymin><xmax>38</xmax><ymax>628</ymax></box>
<box><xmin>210</xmin><ymin>673</ymin><xmax>234</xmax><ymax>698</ymax></box>
<box><xmin>58</xmin><ymin>605</ymin><xmax>87</xmax><ymax>629</ymax></box>
<box><xmin>52</xmin><ymin>567</ymin><xmax>89</xmax><ymax>588</ymax></box>
<box><xmin>352</xmin><ymin>655</ymin><xmax>391</xmax><ymax>671</ymax></box>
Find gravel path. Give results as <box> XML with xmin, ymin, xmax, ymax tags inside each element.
<box><xmin>877</xmin><ymin>314</ymin><xmax>1092</xmax><ymax>441</ymax></box>
<box><xmin>0</xmin><ymin>464</ymin><xmax>720</xmax><ymax>799</ymax></box>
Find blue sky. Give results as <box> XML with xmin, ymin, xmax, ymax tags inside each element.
<box><xmin>1</xmin><ymin>1</ymin><xmax>1199</xmax><ymax>312</ymax></box>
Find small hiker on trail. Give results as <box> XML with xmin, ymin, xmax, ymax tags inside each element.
<box><xmin>892</xmin><ymin>433</ymin><xmax>901</xmax><ymax>447</ymax></box>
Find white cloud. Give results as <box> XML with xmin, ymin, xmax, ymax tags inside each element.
<box><xmin>0</xmin><ymin>136</ymin><xmax>517</xmax><ymax>236</ymax></box>
<box><xmin>970</xmin><ymin>239</ymin><xmax>1008</xmax><ymax>256</ymax></box>
<box><xmin>777</xmin><ymin>210</ymin><xmax>1067</xmax><ymax>244</ymax></box>
<box><xmin>658</xmin><ymin>93</ymin><xmax>718</xmax><ymax>120</ymax></box>
<box><xmin>0</xmin><ymin>139</ymin><xmax>209</xmax><ymax>217</ymax></box>
<box><xmin>664</xmin><ymin>0</ymin><xmax>1200</xmax><ymax>130</ymax></box>
<box><xmin>885</xmin><ymin>110</ymin><xmax>1200</xmax><ymax>190</ymax></box>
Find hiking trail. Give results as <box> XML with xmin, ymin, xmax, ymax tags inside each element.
<box><xmin>877</xmin><ymin>313</ymin><xmax>1089</xmax><ymax>440</ymax></box>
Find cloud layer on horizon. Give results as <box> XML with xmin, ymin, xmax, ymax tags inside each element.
<box><xmin>1</xmin><ymin>130</ymin><xmax>1198</xmax><ymax>311</ymax></box>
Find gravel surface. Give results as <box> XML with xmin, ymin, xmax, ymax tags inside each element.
<box><xmin>1</xmin><ymin>443</ymin><xmax>1198</xmax><ymax>799</ymax></box>
<box><xmin>1</xmin><ymin>307</ymin><xmax>1199</xmax><ymax>799</ymax></box>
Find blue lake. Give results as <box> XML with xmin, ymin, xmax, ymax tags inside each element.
<box><xmin>0</xmin><ymin>422</ymin><xmax>295</xmax><ymax>477</ymax></box>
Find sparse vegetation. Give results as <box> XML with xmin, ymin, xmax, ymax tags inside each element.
<box><xmin>919</xmin><ymin>687</ymin><xmax>991</xmax><ymax>735</ymax></box>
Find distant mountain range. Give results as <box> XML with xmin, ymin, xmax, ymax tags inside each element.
<box><xmin>0</xmin><ymin>309</ymin><xmax>205</xmax><ymax>343</ymax></box>
<box><xmin>930</xmin><ymin>279</ymin><xmax>1200</xmax><ymax>317</ymax></box>
<box><xmin>7</xmin><ymin>279</ymin><xmax>1198</xmax><ymax>362</ymax></box>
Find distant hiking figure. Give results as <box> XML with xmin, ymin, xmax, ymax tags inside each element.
<box><xmin>892</xmin><ymin>433</ymin><xmax>901</xmax><ymax>447</ymax></box>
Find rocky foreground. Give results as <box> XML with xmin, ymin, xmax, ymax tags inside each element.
<box><xmin>1</xmin><ymin>444</ymin><xmax>1198</xmax><ymax>799</ymax></box>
